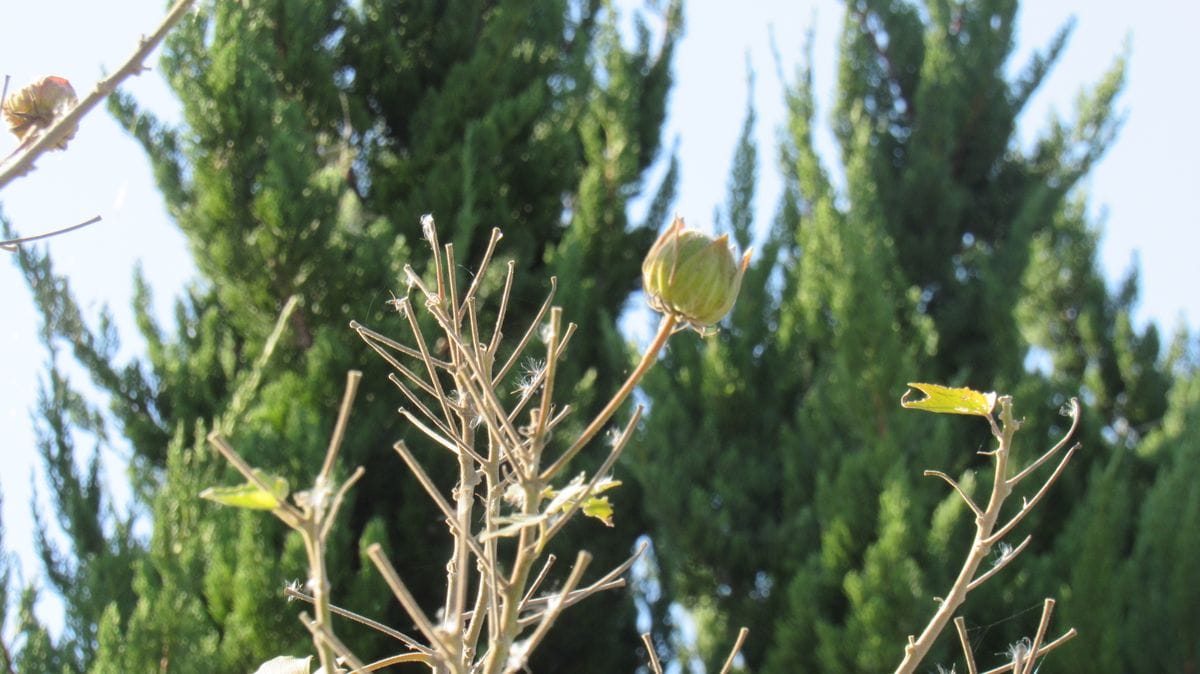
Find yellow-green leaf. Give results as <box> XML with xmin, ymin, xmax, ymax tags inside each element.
<box><xmin>581</xmin><ymin>496</ymin><xmax>614</xmax><ymax>527</ymax></box>
<box><xmin>200</xmin><ymin>472</ymin><xmax>289</xmax><ymax>511</ymax></box>
<box><xmin>901</xmin><ymin>382</ymin><xmax>996</xmax><ymax>417</ymax></box>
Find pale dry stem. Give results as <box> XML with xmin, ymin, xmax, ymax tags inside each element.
<box><xmin>642</xmin><ymin>633</ymin><xmax>664</xmax><ymax>674</ymax></box>
<box><xmin>718</xmin><ymin>627</ymin><xmax>751</xmax><ymax>674</ymax></box>
<box><xmin>954</xmin><ymin>617</ymin><xmax>977</xmax><ymax>674</ymax></box>
<box><xmin>284</xmin><ymin>586</ymin><xmax>431</xmax><ymax>655</ymax></box>
<box><xmin>367</xmin><ymin>543</ymin><xmax>460</xmax><ymax>672</ymax></box>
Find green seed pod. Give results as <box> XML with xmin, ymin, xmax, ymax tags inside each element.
<box><xmin>642</xmin><ymin>216</ymin><xmax>751</xmax><ymax>329</ymax></box>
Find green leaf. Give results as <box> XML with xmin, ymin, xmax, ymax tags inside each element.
<box><xmin>199</xmin><ymin>471</ymin><xmax>289</xmax><ymax>511</ymax></box>
<box><xmin>582</xmin><ymin>496</ymin><xmax>615</xmax><ymax>527</ymax></box>
<box><xmin>900</xmin><ymin>382</ymin><xmax>996</xmax><ymax>417</ymax></box>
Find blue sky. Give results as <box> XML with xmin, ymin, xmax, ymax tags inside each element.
<box><xmin>2</xmin><ymin>0</ymin><xmax>1197</xmax><ymax>633</ymax></box>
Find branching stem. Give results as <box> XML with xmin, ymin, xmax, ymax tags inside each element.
<box><xmin>894</xmin><ymin>396</ymin><xmax>1080</xmax><ymax>673</ymax></box>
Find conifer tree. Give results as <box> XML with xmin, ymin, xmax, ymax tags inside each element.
<box><xmin>635</xmin><ymin>1</ymin><xmax>1180</xmax><ymax>671</ymax></box>
<box><xmin>6</xmin><ymin>1</ymin><xmax>680</xmax><ymax>671</ymax></box>
<box><xmin>1120</xmin><ymin>366</ymin><xmax>1200</xmax><ymax>672</ymax></box>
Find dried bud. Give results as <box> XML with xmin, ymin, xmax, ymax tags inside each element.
<box><xmin>3</xmin><ymin>75</ymin><xmax>79</xmax><ymax>149</ymax></box>
<box><xmin>642</xmin><ymin>216</ymin><xmax>751</xmax><ymax>329</ymax></box>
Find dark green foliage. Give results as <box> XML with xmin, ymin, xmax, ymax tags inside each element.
<box><xmin>1121</xmin><ymin>370</ymin><xmax>1200</xmax><ymax>672</ymax></box>
<box><xmin>7</xmin><ymin>0</ymin><xmax>680</xmax><ymax>671</ymax></box>
<box><xmin>635</xmin><ymin>1</ymin><xmax>1187</xmax><ymax>672</ymax></box>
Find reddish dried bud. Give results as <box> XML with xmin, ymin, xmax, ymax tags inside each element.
<box><xmin>3</xmin><ymin>75</ymin><xmax>79</xmax><ymax>149</ymax></box>
<box><xmin>642</xmin><ymin>216</ymin><xmax>751</xmax><ymax>329</ymax></box>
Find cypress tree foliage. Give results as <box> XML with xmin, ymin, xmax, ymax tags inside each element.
<box><xmin>1</xmin><ymin>490</ymin><xmax>65</xmax><ymax>674</ymax></box>
<box><xmin>636</xmin><ymin>1</ymin><xmax>1178</xmax><ymax>671</ymax></box>
<box><xmin>1121</xmin><ymin>363</ymin><xmax>1200</xmax><ymax>672</ymax></box>
<box><xmin>6</xmin><ymin>0</ymin><xmax>680</xmax><ymax>671</ymax></box>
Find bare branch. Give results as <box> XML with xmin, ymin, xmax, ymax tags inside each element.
<box><xmin>515</xmin><ymin>551</ymin><xmax>592</xmax><ymax>663</ymax></box>
<box><xmin>319</xmin><ymin>371</ymin><xmax>362</xmax><ymax>484</ymax></box>
<box><xmin>543</xmin><ymin>403</ymin><xmax>574</xmax><ymax>434</ymax></box>
<box><xmin>399</xmin><ymin>408</ymin><xmax>486</xmax><ymax>464</ymax></box>
<box><xmin>955</xmin><ymin>616</ymin><xmax>978</xmax><ymax>674</ymax></box>
<box><xmin>642</xmin><ymin>633</ymin><xmax>664</xmax><ymax>674</ymax></box>
<box><xmin>520</xmin><ymin>554</ymin><xmax>557</xmax><ymax>609</ymax></box>
<box><xmin>460</xmin><ymin>228</ymin><xmax>504</xmax><ymax>313</ymax></box>
<box><xmin>435</xmin><ymin>323</ymin><xmax>534</xmax><ymax>476</ymax></box>
<box><xmin>985</xmin><ymin>443</ymin><xmax>1079</xmax><ymax>546</ymax></box>
<box><xmin>284</xmin><ymin>585</ymin><xmax>431</xmax><ymax>655</ymax></box>
<box><xmin>1008</xmin><ymin>398</ymin><xmax>1080</xmax><ymax>486</ymax></box>
<box><xmin>968</xmin><ymin>535</ymin><xmax>1032</xmax><ymax>591</ymax></box>
<box><xmin>444</xmin><ymin>243</ymin><xmax>460</xmax><ymax>328</ymax></box>
<box><xmin>506</xmin><ymin>321</ymin><xmax>576</xmax><ymax>425</ymax></box>
<box><xmin>0</xmin><ymin>215</ymin><xmax>101</xmax><ymax>251</ymax></box>
<box><xmin>367</xmin><ymin>543</ymin><xmax>456</xmax><ymax>666</ymax></box>
<box><xmin>718</xmin><ymin>627</ymin><xmax>750</xmax><ymax>674</ymax></box>
<box><xmin>352</xmin><ymin>319</ymin><xmax>452</xmax><ymax>372</ymax></box>
<box><xmin>394</xmin><ymin>292</ymin><xmax>463</xmax><ymax>446</ymax></box>
<box><xmin>420</xmin><ymin>219</ymin><xmax>446</xmax><ymax>308</ymax></box>
<box><xmin>542</xmin><ymin>315</ymin><xmax>676</xmax><ymax>480</ymax></box>
<box><xmin>487</xmin><ymin>260</ymin><xmax>517</xmax><ymax>357</ymax></box>
<box><xmin>388</xmin><ymin>374</ymin><xmax>457</xmax><ymax>436</ymax></box>
<box><xmin>513</xmin><ymin>543</ymin><xmax>646</xmax><ymax>627</ymax></box>
<box><xmin>320</xmin><ymin>466</ymin><xmax>365</xmax><ymax>542</ymax></box>
<box><xmin>1020</xmin><ymin>599</ymin><xmax>1056</xmax><ymax>674</ymax></box>
<box><xmin>924</xmin><ymin>469</ymin><xmax>983</xmax><ymax>519</ymax></box>
<box><xmin>511</xmin><ymin>579</ymin><xmax>626</xmax><ymax>628</ymax></box>
<box><xmin>529</xmin><ymin>308</ymin><xmax>563</xmax><ymax>454</ymax></box>
<box><xmin>392</xmin><ymin>442</ymin><xmax>495</xmax><ymax>576</ymax></box>
<box><xmin>361</xmin><ymin>652</ymin><xmax>433</xmax><ymax>671</ymax></box>
<box><xmin>493</xmin><ymin>277</ymin><xmax>557</xmax><ymax>386</ymax></box>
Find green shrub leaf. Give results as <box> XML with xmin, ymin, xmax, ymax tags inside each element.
<box><xmin>200</xmin><ymin>471</ymin><xmax>290</xmax><ymax>510</ymax></box>
<box><xmin>901</xmin><ymin>382</ymin><xmax>996</xmax><ymax>417</ymax></box>
<box><xmin>581</xmin><ymin>496</ymin><xmax>615</xmax><ymax>527</ymax></box>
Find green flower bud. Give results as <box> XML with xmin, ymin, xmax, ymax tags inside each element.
<box><xmin>642</xmin><ymin>216</ymin><xmax>751</xmax><ymax>329</ymax></box>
